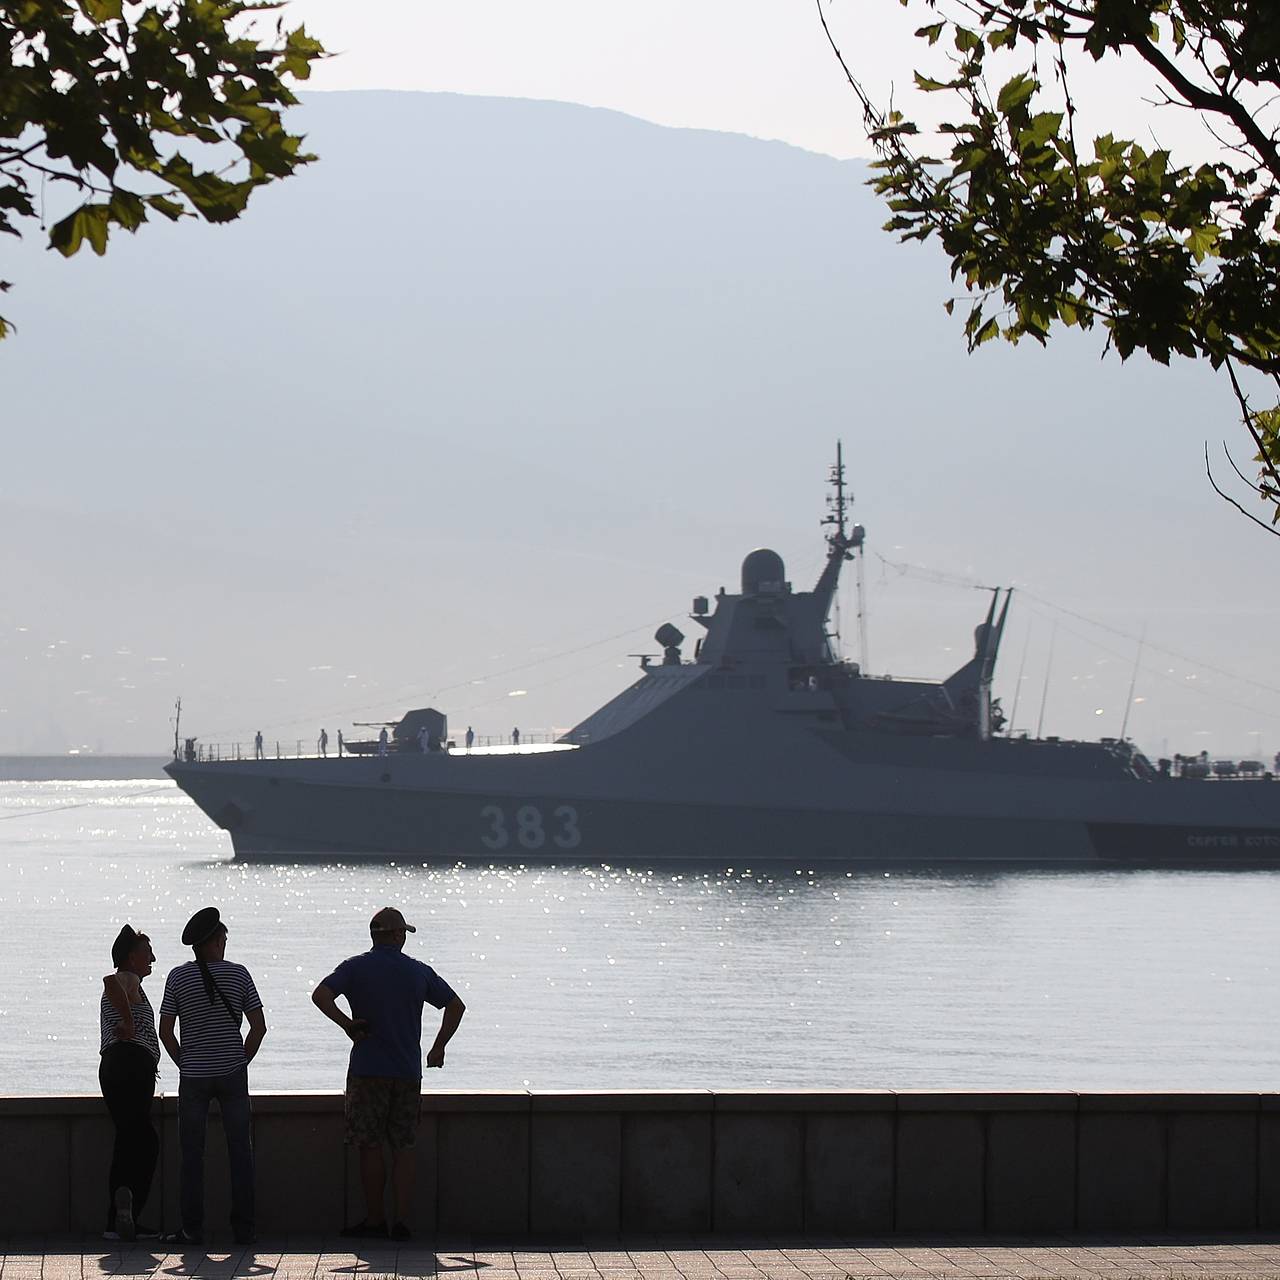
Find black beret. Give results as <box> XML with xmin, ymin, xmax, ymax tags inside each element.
<box><xmin>181</xmin><ymin>906</ymin><xmax>223</xmax><ymax>947</ymax></box>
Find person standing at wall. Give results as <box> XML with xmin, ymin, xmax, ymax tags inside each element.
<box><xmin>158</xmin><ymin>908</ymin><xmax>267</xmax><ymax>1246</ymax></box>
<box><xmin>311</xmin><ymin>907</ymin><xmax>465</xmax><ymax>1241</ymax></box>
<box><xmin>319</xmin><ymin>728</ymin><xmax>329</xmax><ymax>757</ymax></box>
<box><xmin>99</xmin><ymin>926</ymin><xmax>162</xmax><ymax>1242</ymax></box>
<box><xmin>464</xmin><ymin>726</ymin><xmax>474</xmax><ymax>750</ymax></box>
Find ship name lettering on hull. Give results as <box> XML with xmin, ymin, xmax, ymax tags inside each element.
<box><xmin>1180</xmin><ymin>834</ymin><xmax>1280</xmax><ymax>849</ymax></box>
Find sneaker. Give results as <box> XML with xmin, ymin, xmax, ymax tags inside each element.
<box><xmin>390</xmin><ymin>1221</ymin><xmax>412</xmax><ymax>1241</ymax></box>
<box><xmin>114</xmin><ymin>1187</ymin><xmax>135</xmax><ymax>1242</ymax></box>
<box><xmin>233</xmin><ymin>1232</ymin><xmax>257</xmax><ymax>1246</ymax></box>
<box><xmin>339</xmin><ymin>1220</ymin><xmax>389</xmax><ymax>1238</ymax></box>
<box><xmin>160</xmin><ymin>1229</ymin><xmax>203</xmax><ymax>1247</ymax></box>
<box><xmin>135</xmin><ymin>1224</ymin><xmax>161</xmax><ymax>1240</ymax></box>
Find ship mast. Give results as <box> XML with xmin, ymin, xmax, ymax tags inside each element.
<box><xmin>815</xmin><ymin>441</ymin><xmax>867</xmax><ymax>666</ymax></box>
<box><xmin>826</xmin><ymin>440</ymin><xmax>849</xmax><ymax>546</ymax></box>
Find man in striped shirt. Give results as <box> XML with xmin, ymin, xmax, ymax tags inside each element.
<box><xmin>159</xmin><ymin>907</ymin><xmax>267</xmax><ymax>1246</ymax></box>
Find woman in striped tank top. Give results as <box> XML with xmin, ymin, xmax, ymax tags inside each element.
<box><xmin>99</xmin><ymin>925</ymin><xmax>161</xmax><ymax>1241</ymax></box>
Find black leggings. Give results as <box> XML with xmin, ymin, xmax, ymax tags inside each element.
<box><xmin>99</xmin><ymin>1043</ymin><xmax>159</xmax><ymax>1228</ymax></box>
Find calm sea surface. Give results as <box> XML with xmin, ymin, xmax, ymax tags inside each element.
<box><xmin>1</xmin><ymin>769</ymin><xmax>1277</xmax><ymax>1096</ymax></box>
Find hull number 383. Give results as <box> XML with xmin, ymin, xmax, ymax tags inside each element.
<box><xmin>479</xmin><ymin>803</ymin><xmax>582</xmax><ymax>850</ymax></box>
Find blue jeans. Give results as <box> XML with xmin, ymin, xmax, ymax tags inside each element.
<box><xmin>178</xmin><ymin>1067</ymin><xmax>254</xmax><ymax>1238</ymax></box>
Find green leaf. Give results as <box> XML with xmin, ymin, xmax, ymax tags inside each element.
<box><xmin>1185</xmin><ymin>223</ymin><xmax>1220</xmax><ymax>262</ymax></box>
<box><xmin>107</xmin><ymin>190</ymin><xmax>147</xmax><ymax>233</ymax></box>
<box><xmin>973</xmin><ymin>317</ymin><xmax>1000</xmax><ymax>346</ymax></box>
<box><xmin>996</xmin><ymin>74</ymin><xmax>1037</xmax><ymax>114</ymax></box>
<box><xmin>79</xmin><ymin>0</ymin><xmax>124</xmax><ymax>21</ymax></box>
<box><xmin>913</xmin><ymin>72</ymin><xmax>951</xmax><ymax>92</ymax></box>
<box><xmin>146</xmin><ymin>194</ymin><xmax>187</xmax><ymax>221</ymax></box>
<box><xmin>48</xmin><ymin>204</ymin><xmax>111</xmax><ymax>258</ymax></box>
<box><xmin>1019</xmin><ymin>112</ymin><xmax>1063</xmax><ymax>149</ymax></box>
<box><xmin>280</xmin><ymin>25</ymin><xmax>326</xmax><ymax>80</ymax></box>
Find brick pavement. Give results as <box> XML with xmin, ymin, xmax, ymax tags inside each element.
<box><xmin>3</xmin><ymin>1239</ymin><xmax>1280</xmax><ymax>1280</ymax></box>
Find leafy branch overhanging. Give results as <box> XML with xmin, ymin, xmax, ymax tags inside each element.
<box><xmin>818</xmin><ymin>0</ymin><xmax>1280</xmax><ymax>531</ymax></box>
<box><xmin>0</xmin><ymin>0</ymin><xmax>325</xmax><ymax>338</ymax></box>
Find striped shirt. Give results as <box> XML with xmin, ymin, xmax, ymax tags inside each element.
<box><xmin>159</xmin><ymin>960</ymin><xmax>263</xmax><ymax>1079</ymax></box>
<box><xmin>99</xmin><ymin>979</ymin><xmax>160</xmax><ymax>1065</ymax></box>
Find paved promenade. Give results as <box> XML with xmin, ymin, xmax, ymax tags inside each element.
<box><xmin>4</xmin><ymin>1239</ymin><xmax>1280</xmax><ymax>1280</ymax></box>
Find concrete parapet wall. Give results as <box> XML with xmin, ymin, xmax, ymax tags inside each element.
<box><xmin>2</xmin><ymin>1091</ymin><xmax>1278</xmax><ymax>1237</ymax></box>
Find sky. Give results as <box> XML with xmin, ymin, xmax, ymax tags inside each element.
<box><xmin>291</xmin><ymin>0</ymin><xmax>1223</xmax><ymax>162</ymax></box>
<box><xmin>2</xmin><ymin>5</ymin><xmax>1278</xmax><ymax>762</ymax></box>
<box><xmin>291</xmin><ymin>0</ymin><xmax>892</xmax><ymax>160</ymax></box>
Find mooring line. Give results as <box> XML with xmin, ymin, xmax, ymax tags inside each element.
<box><xmin>0</xmin><ymin>783</ymin><xmax>175</xmax><ymax>822</ymax></box>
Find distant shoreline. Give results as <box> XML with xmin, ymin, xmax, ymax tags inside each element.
<box><xmin>0</xmin><ymin>755</ymin><xmax>172</xmax><ymax>781</ymax></box>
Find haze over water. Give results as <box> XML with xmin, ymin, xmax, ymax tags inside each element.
<box><xmin>1</xmin><ymin>768</ymin><xmax>1276</xmax><ymax>1096</ymax></box>
<box><xmin>6</xmin><ymin>94</ymin><xmax>1279</xmax><ymax>765</ymax></box>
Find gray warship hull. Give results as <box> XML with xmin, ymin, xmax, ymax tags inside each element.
<box><xmin>166</xmin><ymin>720</ymin><xmax>1280</xmax><ymax>864</ymax></box>
<box><xmin>166</xmin><ymin>450</ymin><xmax>1280</xmax><ymax>865</ymax></box>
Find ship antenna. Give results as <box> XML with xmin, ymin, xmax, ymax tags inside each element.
<box><xmin>1036</xmin><ymin>624</ymin><xmax>1057</xmax><ymax>739</ymax></box>
<box><xmin>854</xmin><ymin>528</ymin><xmax>869</xmax><ymax>672</ymax></box>
<box><xmin>1007</xmin><ymin>624</ymin><xmax>1031</xmax><ymax>734</ymax></box>
<box><xmin>1119</xmin><ymin>623</ymin><xmax>1146</xmax><ymax>741</ymax></box>
<box><xmin>172</xmin><ymin>696</ymin><xmax>182</xmax><ymax>760</ymax></box>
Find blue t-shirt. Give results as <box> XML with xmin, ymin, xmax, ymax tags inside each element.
<box><xmin>321</xmin><ymin>945</ymin><xmax>457</xmax><ymax>1080</ymax></box>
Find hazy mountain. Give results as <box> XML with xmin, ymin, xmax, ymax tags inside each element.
<box><xmin>2</xmin><ymin>91</ymin><xmax>1275</xmax><ymax>758</ymax></box>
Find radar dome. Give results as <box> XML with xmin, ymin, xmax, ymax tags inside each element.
<box><xmin>741</xmin><ymin>548</ymin><xmax>786</xmax><ymax>595</ymax></box>
<box><xmin>654</xmin><ymin>623</ymin><xmax>685</xmax><ymax>650</ymax></box>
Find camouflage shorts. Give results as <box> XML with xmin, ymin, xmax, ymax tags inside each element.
<box><xmin>344</xmin><ymin>1074</ymin><xmax>421</xmax><ymax>1150</ymax></box>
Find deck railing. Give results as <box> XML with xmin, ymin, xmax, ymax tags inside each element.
<box><xmin>175</xmin><ymin>730</ymin><xmax>565</xmax><ymax>763</ymax></box>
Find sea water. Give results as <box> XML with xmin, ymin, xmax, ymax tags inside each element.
<box><xmin>1</xmin><ymin>769</ymin><xmax>1277</xmax><ymax>1096</ymax></box>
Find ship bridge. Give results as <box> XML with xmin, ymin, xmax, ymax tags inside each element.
<box><xmin>694</xmin><ymin>548</ymin><xmax>835</xmax><ymax>669</ymax></box>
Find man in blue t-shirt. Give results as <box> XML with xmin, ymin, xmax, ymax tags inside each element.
<box><xmin>312</xmin><ymin>907</ymin><xmax>465</xmax><ymax>1241</ymax></box>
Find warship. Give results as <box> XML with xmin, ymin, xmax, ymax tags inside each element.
<box><xmin>167</xmin><ymin>450</ymin><xmax>1280</xmax><ymax>864</ymax></box>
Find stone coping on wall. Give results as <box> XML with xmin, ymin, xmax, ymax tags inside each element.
<box><xmin>3</xmin><ymin>1088</ymin><xmax>1278</xmax><ymax>1110</ymax></box>
<box><xmin>2</xmin><ymin>1088</ymin><xmax>1279</xmax><ymax>1118</ymax></box>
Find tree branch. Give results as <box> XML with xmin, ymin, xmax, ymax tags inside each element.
<box><xmin>1222</xmin><ymin>442</ymin><xmax>1269</xmax><ymax>498</ymax></box>
<box><xmin>1224</xmin><ymin>355</ymin><xmax>1280</xmax><ymax>500</ymax></box>
<box><xmin>1205</xmin><ymin>444</ymin><xmax>1280</xmax><ymax>538</ymax></box>
<box><xmin>1126</xmin><ymin>27</ymin><xmax>1280</xmax><ymax>182</ymax></box>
